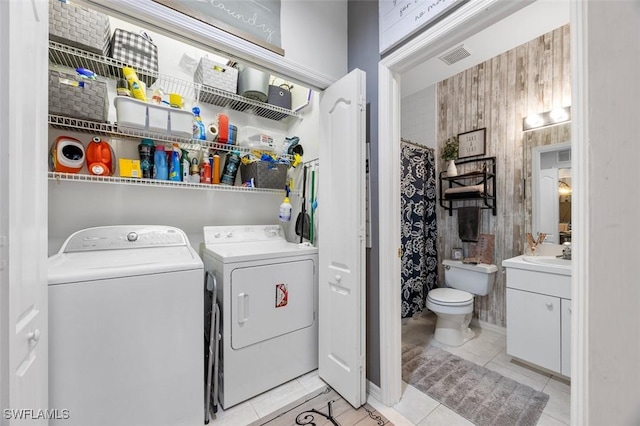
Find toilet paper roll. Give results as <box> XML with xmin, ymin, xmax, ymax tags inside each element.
<box><xmin>206</xmin><ymin>123</ymin><xmax>219</xmax><ymax>141</ymax></box>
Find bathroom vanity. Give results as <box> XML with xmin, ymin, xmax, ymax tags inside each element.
<box><xmin>502</xmin><ymin>255</ymin><xmax>571</xmax><ymax>378</ymax></box>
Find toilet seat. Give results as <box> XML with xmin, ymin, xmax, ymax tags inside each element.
<box><xmin>427</xmin><ymin>288</ymin><xmax>473</xmax><ymax>306</ymax></box>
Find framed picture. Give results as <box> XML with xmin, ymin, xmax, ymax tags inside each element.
<box><xmin>452</xmin><ymin>248</ymin><xmax>464</xmax><ymax>260</ymax></box>
<box><xmin>458</xmin><ymin>128</ymin><xmax>486</xmax><ymax>159</ymax></box>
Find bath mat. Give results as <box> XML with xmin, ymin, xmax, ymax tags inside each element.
<box><xmin>249</xmin><ymin>386</ymin><xmax>392</xmax><ymax>426</ymax></box>
<box><xmin>402</xmin><ymin>344</ymin><xmax>549</xmax><ymax>426</ymax></box>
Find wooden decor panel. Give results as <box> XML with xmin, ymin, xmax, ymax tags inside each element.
<box><xmin>436</xmin><ymin>24</ymin><xmax>571</xmax><ymax>327</ymax></box>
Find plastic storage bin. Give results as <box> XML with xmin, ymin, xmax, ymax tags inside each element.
<box><xmin>114</xmin><ymin>97</ymin><xmax>192</xmax><ymax>138</ymax></box>
<box><xmin>240</xmin><ymin>161</ymin><xmax>288</xmax><ymax>189</ymax></box>
<box><xmin>49</xmin><ymin>69</ymin><xmax>108</xmax><ymax>122</ymax></box>
<box><xmin>49</xmin><ymin>0</ymin><xmax>111</xmax><ymax>56</ymax></box>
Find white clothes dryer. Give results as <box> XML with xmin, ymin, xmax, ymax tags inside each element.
<box><xmin>47</xmin><ymin>225</ymin><xmax>203</xmax><ymax>426</ymax></box>
<box><xmin>202</xmin><ymin>225</ymin><xmax>318</xmax><ymax>410</ymax></box>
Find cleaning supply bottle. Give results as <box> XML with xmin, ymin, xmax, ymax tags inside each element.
<box><xmin>220</xmin><ymin>150</ymin><xmax>241</xmax><ymax>186</ymax></box>
<box><xmin>192</xmin><ymin>107</ymin><xmax>206</xmax><ymax>140</ymax></box>
<box><xmin>86</xmin><ymin>137</ymin><xmax>113</xmax><ymax>176</ymax></box>
<box><xmin>212</xmin><ymin>153</ymin><xmax>221</xmax><ymax>184</ymax></box>
<box><xmin>122</xmin><ymin>67</ymin><xmax>147</xmax><ymax>102</ymax></box>
<box><xmin>200</xmin><ymin>157</ymin><xmax>212</xmax><ymax>184</ymax></box>
<box><xmin>181</xmin><ymin>149</ymin><xmax>190</xmax><ymax>182</ymax></box>
<box><xmin>169</xmin><ymin>143</ymin><xmax>182</xmax><ymax>181</ymax></box>
<box><xmin>138</xmin><ymin>138</ymin><xmax>155</xmax><ymax>179</ymax></box>
<box><xmin>154</xmin><ymin>145</ymin><xmax>168</xmax><ymax>180</ymax></box>
<box><xmin>279</xmin><ymin>187</ymin><xmax>292</xmax><ymax>222</ymax></box>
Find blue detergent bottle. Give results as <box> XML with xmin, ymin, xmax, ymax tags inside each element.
<box><xmin>169</xmin><ymin>143</ymin><xmax>182</xmax><ymax>181</ymax></box>
<box><xmin>154</xmin><ymin>145</ymin><xmax>168</xmax><ymax>180</ymax></box>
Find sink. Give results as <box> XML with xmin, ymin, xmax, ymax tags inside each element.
<box><xmin>522</xmin><ymin>256</ymin><xmax>571</xmax><ymax>268</ymax></box>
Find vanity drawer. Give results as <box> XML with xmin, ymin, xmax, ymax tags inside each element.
<box><xmin>505</xmin><ymin>267</ymin><xmax>571</xmax><ymax>299</ymax></box>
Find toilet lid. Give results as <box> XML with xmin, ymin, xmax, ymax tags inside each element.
<box><xmin>427</xmin><ymin>288</ymin><xmax>473</xmax><ymax>306</ymax></box>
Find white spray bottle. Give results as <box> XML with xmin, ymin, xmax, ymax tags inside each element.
<box><xmin>279</xmin><ymin>186</ymin><xmax>292</xmax><ymax>222</ymax></box>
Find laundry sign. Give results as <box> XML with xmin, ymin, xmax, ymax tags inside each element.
<box><xmin>379</xmin><ymin>0</ymin><xmax>467</xmax><ymax>54</ymax></box>
<box><xmin>152</xmin><ymin>0</ymin><xmax>283</xmax><ymax>55</ymax></box>
<box><xmin>275</xmin><ymin>283</ymin><xmax>288</xmax><ymax>308</ymax></box>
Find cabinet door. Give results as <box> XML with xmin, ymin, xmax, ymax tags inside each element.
<box><xmin>507</xmin><ymin>288</ymin><xmax>561</xmax><ymax>373</ymax></box>
<box><xmin>561</xmin><ymin>298</ymin><xmax>572</xmax><ymax>377</ymax></box>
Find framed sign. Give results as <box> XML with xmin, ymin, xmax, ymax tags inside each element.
<box><xmin>152</xmin><ymin>0</ymin><xmax>284</xmax><ymax>56</ymax></box>
<box><xmin>458</xmin><ymin>128</ymin><xmax>486</xmax><ymax>159</ymax></box>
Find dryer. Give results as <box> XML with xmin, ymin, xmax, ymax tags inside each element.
<box><xmin>47</xmin><ymin>225</ymin><xmax>203</xmax><ymax>426</ymax></box>
<box><xmin>202</xmin><ymin>224</ymin><xmax>318</xmax><ymax>409</ymax></box>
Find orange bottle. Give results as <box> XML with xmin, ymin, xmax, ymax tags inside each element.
<box><xmin>86</xmin><ymin>137</ymin><xmax>114</xmax><ymax>176</ymax></box>
<box><xmin>200</xmin><ymin>159</ymin><xmax>212</xmax><ymax>184</ymax></box>
<box><xmin>212</xmin><ymin>153</ymin><xmax>220</xmax><ymax>184</ymax></box>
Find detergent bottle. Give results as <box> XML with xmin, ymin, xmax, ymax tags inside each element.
<box><xmin>86</xmin><ymin>137</ymin><xmax>114</xmax><ymax>176</ymax></box>
<box><xmin>122</xmin><ymin>67</ymin><xmax>147</xmax><ymax>102</ymax></box>
<box><xmin>138</xmin><ymin>139</ymin><xmax>155</xmax><ymax>179</ymax></box>
<box><xmin>192</xmin><ymin>107</ymin><xmax>206</xmax><ymax>140</ymax></box>
<box><xmin>181</xmin><ymin>149</ymin><xmax>190</xmax><ymax>182</ymax></box>
<box><xmin>154</xmin><ymin>145</ymin><xmax>168</xmax><ymax>180</ymax></box>
<box><xmin>168</xmin><ymin>143</ymin><xmax>182</xmax><ymax>181</ymax></box>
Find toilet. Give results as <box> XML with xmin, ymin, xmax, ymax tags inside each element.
<box><xmin>426</xmin><ymin>259</ymin><xmax>498</xmax><ymax>346</ymax></box>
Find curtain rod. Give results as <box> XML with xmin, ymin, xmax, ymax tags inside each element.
<box><xmin>401</xmin><ymin>138</ymin><xmax>434</xmax><ymax>152</ymax></box>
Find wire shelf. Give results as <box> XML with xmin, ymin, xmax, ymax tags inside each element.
<box><xmin>48</xmin><ymin>172</ymin><xmax>288</xmax><ymax>194</ymax></box>
<box><xmin>48</xmin><ymin>115</ymin><xmax>295</xmax><ymax>161</ymax></box>
<box><xmin>48</xmin><ymin>41</ymin><xmax>300</xmax><ymax>122</ymax></box>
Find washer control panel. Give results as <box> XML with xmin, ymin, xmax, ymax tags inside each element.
<box><xmin>61</xmin><ymin>226</ymin><xmax>188</xmax><ymax>253</ymax></box>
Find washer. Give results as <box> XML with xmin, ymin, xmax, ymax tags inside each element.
<box><xmin>202</xmin><ymin>224</ymin><xmax>318</xmax><ymax>410</ymax></box>
<box><xmin>48</xmin><ymin>225</ymin><xmax>203</xmax><ymax>426</ymax></box>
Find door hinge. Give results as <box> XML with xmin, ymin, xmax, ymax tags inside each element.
<box><xmin>359</xmin><ymin>96</ymin><xmax>366</xmax><ymax>112</ymax></box>
<box><xmin>398</xmin><ymin>248</ymin><xmax>402</xmax><ymax>258</ymax></box>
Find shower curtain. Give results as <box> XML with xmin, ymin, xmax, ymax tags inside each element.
<box><xmin>400</xmin><ymin>140</ymin><xmax>438</xmax><ymax>319</ymax></box>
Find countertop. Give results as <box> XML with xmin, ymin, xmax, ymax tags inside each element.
<box><xmin>502</xmin><ymin>254</ymin><xmax>572</xmax><ymax>276</ymax></box>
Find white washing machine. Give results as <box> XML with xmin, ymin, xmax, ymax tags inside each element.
<box><xmin>202</xmin><ymin>224</ymin><xmax>319</xmax><ymax>409</ymax></box>
<box><xmin>47</xmin><ymin>225</ymin><xmax>204</xmax><ymax>426</ymax></box>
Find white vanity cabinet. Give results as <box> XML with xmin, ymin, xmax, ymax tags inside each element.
<box><xmin>502</xmin><ymin>256</ymin><xmax>571</xmax><ymax>378</ymax></box>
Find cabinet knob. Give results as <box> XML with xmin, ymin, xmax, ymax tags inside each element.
<box><xmin>545</xmin><ymin>302</ymin><xmax>554</xmax><ymax>310</ymax></box>
<box><xmin>27</xmin><ymin>329</ymin><xmax>41</xmax><ymax>343</ymax></box>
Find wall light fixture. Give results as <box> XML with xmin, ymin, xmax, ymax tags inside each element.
<box><xmin>523</xmin><ymin>106</ymin><xmax>571</xmax><ymax>131</ymax></box>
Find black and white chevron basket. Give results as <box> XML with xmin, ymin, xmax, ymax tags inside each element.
<box><xmin>110</xmin><ymin>29</ymin><xmax>158</xmax><ymax>73</ymax></box>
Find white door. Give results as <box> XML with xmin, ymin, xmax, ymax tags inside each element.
<box><xmin>0</xmin><ymin>0</ymin><xmax>49</xmax><ymax>420</ymax></box>
<box><xmin>318</xmin><ymin>69</ymin><xmax>366</xmax><ymax>408</ymax></box>
<box><xmin>536</xmin><ymin>168</ymin><xmax>559</xmax><ymax>243</ymax></box>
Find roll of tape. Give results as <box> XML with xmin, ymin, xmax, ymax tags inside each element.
<box><xmin>207</xmin><ymin>123</ymin><xmax>219</xmax><ymax>141</ymax></box>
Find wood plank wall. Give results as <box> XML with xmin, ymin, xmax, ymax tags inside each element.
<box><xmin>436</xmin><ymin>25</ymin><xmax>571</xmax><ymax>326</ymax></box>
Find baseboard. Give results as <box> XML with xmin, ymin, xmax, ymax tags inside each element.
<box><xmin>366</xmin><ymin>380</ymin><xmax>382</xmax><ymax>403</ymax></box>
<box><xmin>471</xmin><ymin>318</ymin><xmax>506</xmax><ymax>335</ymax></box>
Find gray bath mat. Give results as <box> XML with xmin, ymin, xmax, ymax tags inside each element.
<box><xmin>402</xmin><ymin>344</ymin><xmax>549</xmax><ymax>426</ymax></box>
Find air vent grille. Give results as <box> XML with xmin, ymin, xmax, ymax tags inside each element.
<box><xmin>439</xmin><ymin>45</ymin><xmax>471</xmax><ymax>65</ymax></box>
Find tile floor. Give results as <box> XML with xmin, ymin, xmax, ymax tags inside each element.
<box><xmin>209</xmin><ymin>311</ymin><xmax>570</xmax><ymax>425</ymax></box>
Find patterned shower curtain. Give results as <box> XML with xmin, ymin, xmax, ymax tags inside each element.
<box><xmin>400</xmin><ymin>141</ymin><xmax>438</xmax><ymax>319</ymax></box>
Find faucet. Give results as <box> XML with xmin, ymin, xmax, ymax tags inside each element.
<box><xmin>557</xmin><ymin>242</ymin><xmax>572</xmax><ymax>260</ymax></box>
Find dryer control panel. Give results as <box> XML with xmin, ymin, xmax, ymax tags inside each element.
<box><xmin>60</xmin><ymin>225</ymin><xmax>188</xmax><ymax>252</ymax></box>
<box><xmin>204</xmin><ymin>225</ymin><xmax>284</xmax><ymax>244</ymax></box>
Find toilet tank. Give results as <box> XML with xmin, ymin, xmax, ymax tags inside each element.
<box><xmin>443</xmin><ymin>259</ymin><xmax>498</xmax><ymax>296</ymax></box>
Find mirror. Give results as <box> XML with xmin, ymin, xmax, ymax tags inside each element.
<box><xmin>523</xmin><ymin>123</ymin><xmax>571</xmax><ymax>245</ymax></box>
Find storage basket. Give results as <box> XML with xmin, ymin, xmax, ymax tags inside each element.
<box><xmin>48</xmin><ymin>0</ymin><xmax>111</xmax><ymax>56</ymax></box>
<box><xmin>240</xmin><ymin>161</ymin><xmax>288</xmax><ymax>190</ymax></box>
<box><xmin>48</xmin><ymin>69</ymin><xmax>108</xmax><ymax>122</ymax></box>
<box><xmin>194</xmin><ymin>57</ymin><xmax>238</xmax><ymax>105</ymax></box>
<box><xmin>110</xmin><ymin>29</ymin><xmax>158</xmax><ymax>73</ymax></box>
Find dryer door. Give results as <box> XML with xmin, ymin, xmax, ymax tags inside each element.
<box><xmin>230</xmin><ymin>260</ymin><xmax>315</xmax><ymax>349</ymax></box>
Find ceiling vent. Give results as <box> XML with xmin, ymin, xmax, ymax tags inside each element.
<box><xmin>439</xmin><ymin>45</ymin><xmax>471</xmax><ymax>65</ymax></box>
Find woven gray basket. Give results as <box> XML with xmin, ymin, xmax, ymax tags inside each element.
<box><xmin>49</xmin><ymin>0</ymin><xmax>111</xmax><ymax>56</ymax></box>
<box><xmin>195</xmin><ymin>57</ymin><xmax>238</xmax><ymax>93</ymax></box>
<box><xmin>240</xmin><ymin>161</ymin><xmax>288</xmax><ymax>190</ymax></box>
<box><xmin>48</xmin><ymin>70</ymin><xmax>108</xmax><ymax>122</ymax></box>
